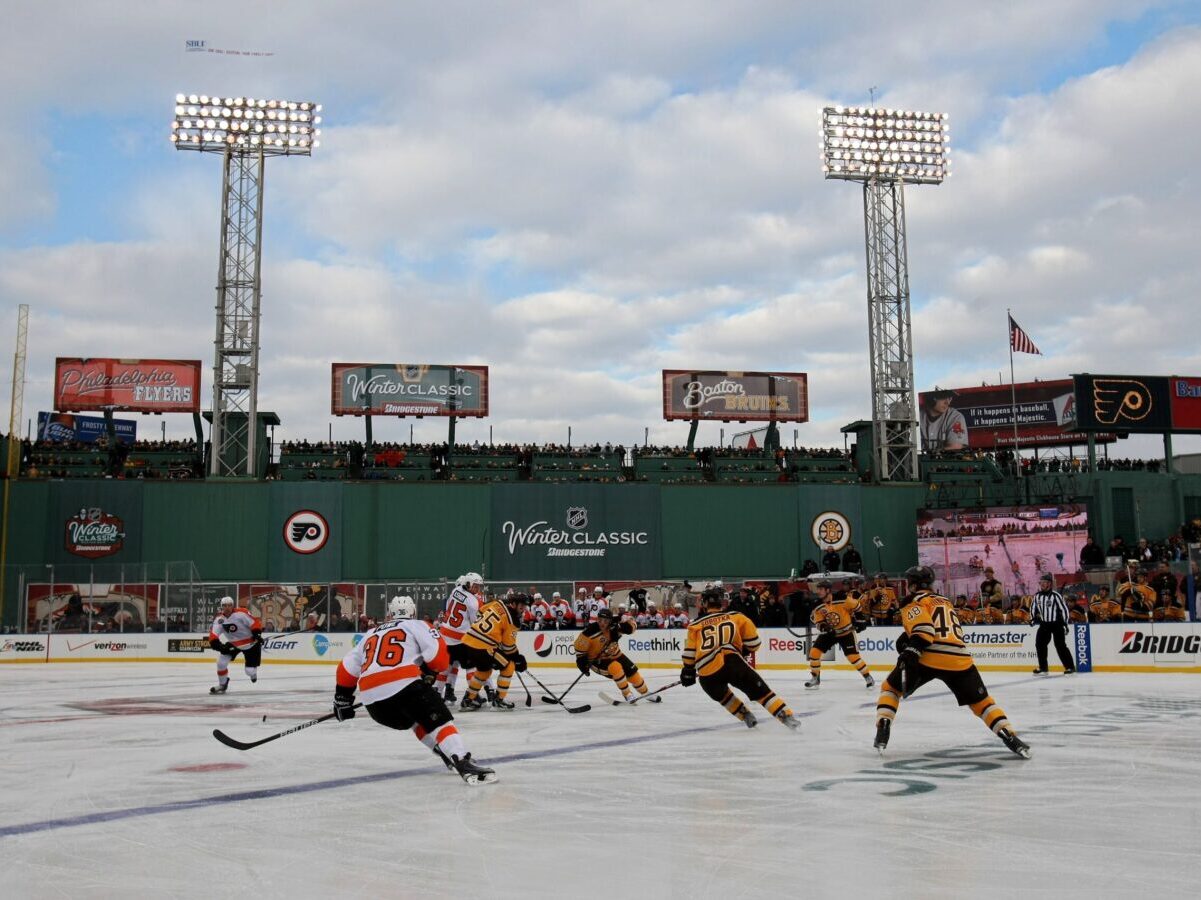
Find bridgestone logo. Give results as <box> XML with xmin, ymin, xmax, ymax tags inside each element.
<box><xmin>1119</xmin><ymin>632</ymin><xmax>1201</xmax><ymax>655</ymax></box>
<box><xmin>547</xmin><ymin>548</ymin><xmax>604</xmax><ymax>557</ymax></box>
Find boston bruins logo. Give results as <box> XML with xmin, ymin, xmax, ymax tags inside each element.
<box><xmin>811</xmin><ymin>511</ymin><xmax>851</xmax><ymax>552</ymax></box>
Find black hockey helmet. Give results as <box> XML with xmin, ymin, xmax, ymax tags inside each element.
<box><xmin>596</xmin><ymin>607</ymin><xmax>614</xmax><ymax>621</ymax></box>
<box><xmin>904</xmin><ymin>565</ymin><xmax>936</xmax><ymax>589</ymax></box>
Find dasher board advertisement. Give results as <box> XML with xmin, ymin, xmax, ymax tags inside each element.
<box><xmin>331</xmin><ymin>363</ymin><xmax>489</xmax><ymax>417</ymax></box>
<box><xmin>54</xmin><ymin>359</ymin><xmax>202</xmax><ymax>413</ymax></box>
<box><xmin>662</xmin><ymin>371</ymin><xmax>808</xmax><ymax>422</ymax></box>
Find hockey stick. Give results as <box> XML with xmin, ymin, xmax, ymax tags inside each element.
<box><xmin>599</xmin><ymin>679</ymin><xmax>681</xmax><ymax>706</ymax></box>
<box><xmin>212</xmin><ymin>704</ymin><xmax>362</xmax><ymax>751</ymax></box>
<box><xmin>527</xmin><ymin>671</ymin><xmax>590</xmax><ymax>714</ymax></box>
<box><xmin>515</xmin><ymin>671</ymin><xmax>533</xmax><ymax>707</ymax></box>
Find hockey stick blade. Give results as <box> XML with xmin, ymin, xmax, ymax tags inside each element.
<box><xmin>212</xmin><ymin>703</ymin><xmax>361</xmax><ymax>751</ymax></box>
<box><xmin>599</xmin><ymin>691</ymin><xmax>628</xmax><ymax>706</ymax></box>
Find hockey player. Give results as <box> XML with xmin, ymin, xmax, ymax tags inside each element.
<box><xmin>1088</xmin><ymin>585</ymin><xmax>1121</xmax><ymax>622</ymax></box>
<box><xmin>573</xmin><ymin>587</ymin><xmax>589</xmax><ymax>624</ymax></box>
<box><xmin>680</xmin><ymin>587</ymin><xmax>799</xmax><ymax>730</ymax></box>
<box><xmin>666</xmin><ymin>603</ymin><xmax>689</xmax><ymax>629</ymax></box>
<box><xmin>531</xmin><ymin>592</ymin><xmax>553</xmax><ymax>629</ymax></box>
<box><xmin>434</xmin><ymin>572</ymin><xmax>485</xmax><ymax>703</ymax></box>
<box><xmin>873</xmin><ymin>566</ymin><xmax>1030</xmax><ymax>759</ymax></box>
<box><xmin>331</xmin><ymin>595</ymin><xmax>495</xmax><ymax>785</ymax></box>
<box><xmin>549</xmin><ymin>591</ymin><xmax>575</xmax><ymax>629</ymax></box>
<box><xmin>574</xmin><ymin>608</ymin><xmax>657</xmax><ymax>703</ymax></box>
<box><xmin>582</xmin><ymin>585</ymin><xmax>609</xmax><ymax>625</ymax></box>
<box><xmin>867</xmin><ymin>573</ymin><xmax>898</xmax><ymax>625</ymax></box>
<box><xmin>207</xmin><ymin>596</ymin><xmax>262</xmax><ymax>694</ymax></box>
<box><xmin>805</xmin><ymin>580</ymin><xmax>874</xmax><ymax>690</ymax></box>
<box><xmin>458</xmin><ymin>591</ymin><xmax>529</xmax><ymax>710</ymax></box>
<box><xmin>645</xmin><ymin>601</ymin><xmax>665</xmax><ymax>629</ymax></box>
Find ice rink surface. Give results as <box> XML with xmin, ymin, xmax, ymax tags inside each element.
<box><xmin>2</xmin><ymin>663</ymin><xmax>1198</xmax><ymax>900</ymax></box>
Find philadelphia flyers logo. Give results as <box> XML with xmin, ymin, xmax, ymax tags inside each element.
<box><xmin>283</xmin><ymin>510</ymin><xmax>330</xmax><ymax>554</ymax></box>
<box><xmin>1091</xmin><ymin>379</ymin><xmax>1152</xmax><ymax>425</ymax></box>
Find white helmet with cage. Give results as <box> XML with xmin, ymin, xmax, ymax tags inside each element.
<box><xmin>460</xmin><ymin>572</ymin><xmax>484</xmax><ymax>591</ymax></box>
<box><xmin>387</xmin><ymin>595</ymin><xmax>417</xmax><ymax>620</ymax></box>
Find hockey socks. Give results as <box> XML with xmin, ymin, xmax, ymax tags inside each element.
<box><xmin>970</xmin><ymin>695</ymin><xmax>1011</xmax><ymax>736</ymax></box>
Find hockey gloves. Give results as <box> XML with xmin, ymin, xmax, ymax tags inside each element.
<box><xmin>512</xmin><ymin>653</ymin><xmax>528</xmax><ymax>673</ymax></box>
<box><xmin>333</xmin><ymin>686</ymin><xmax>357</xmax><ymax>721</ymax></box>
<box><xmin>209</xmin><ymin>638</ymin><xmax>225</xmax><ymax>653</ymax></box>
<box><xmin>679</xmin><ymin>665</ymin><xmax>696</xmax><ymax>687</ymax></box>
<box><xmin>575</xmin><ymin>655</ymin><xmax>591</xmax><ymax>676</ymax></box>
<box><xmin>898</xmin><ymin>646</ymin><xmax>921</xmax><ymax>697</ymax></box>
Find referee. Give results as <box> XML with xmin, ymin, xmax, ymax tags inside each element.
<box><xmin>1030</xmin><ymin>573</ymin><xmax>1075</xmax><ymax>675</ymax></box>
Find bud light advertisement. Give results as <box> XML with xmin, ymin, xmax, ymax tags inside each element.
<box><xmin>38</xmin><ymin>412</ymin><xmax>137</xmax><ymax>445</ymax></box>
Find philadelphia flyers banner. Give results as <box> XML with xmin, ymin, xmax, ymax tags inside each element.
<box><xmin>1072</xmin><ymin>374</ymin><xmax>1181</xmax><ymax>433</ymax></box>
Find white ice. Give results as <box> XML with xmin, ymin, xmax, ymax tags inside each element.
<box><xmin>1</xmin><ymin>664</ymin><xmax>1198</xmax><ymax>899</ymax></box>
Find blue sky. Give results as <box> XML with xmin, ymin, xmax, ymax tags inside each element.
<box><xmin>2</xmin><ymin>1</ymin><xmax>1200</xmax><ymax>458</ymax></box>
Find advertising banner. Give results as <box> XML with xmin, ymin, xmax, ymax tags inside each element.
<box><xmin>1089</xmin><ymin>623</ymin><xmax>1201</xmax><ymax>672</ymax></box>
<box><xmin>489</xmin><ymin>483</ymin><xmax>661</xmax><ymax>581</ymax></box>
<box><xmin>1072</xmin><ymin>374</ymin><xmax>1175</xmax><ymax>433</ymax></box>
<box><xmin>918</xmin><ymin>379</ymin><xmax>1112</xmax><ymax>451</ymax></box>
<box><xmin>54</xmin><ymin>358</ymin><xmax>202</xmax><ymax>413</ymax></box>
<box><xmin>1169</xmin><ymin>376</ymin><xmax>1201</xmax><ymax>431</ymax></box>
<box><xmin>331</xmin><ymin>363</ymin><xmax>488</xmax><ymax>417</ymax></box>
<box><xmin>38</xmin><ymin>412</ymin><xmax>137</xmax><ymax>445</ymax></box>
<box><xmin>662</xmin><ymin>371</ymin><xmax>808</xmax><ymax>422</ymax></box>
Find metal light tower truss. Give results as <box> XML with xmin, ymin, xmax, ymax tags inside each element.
<box><xmin>171</xmin><ymin>93</ymin><xmax>321</xmax><ymax>476</ymax></box>
<box><xmin>821</xmin><ymin>105</ymin><xmax>950</xmax><ymax>482</ymax></box>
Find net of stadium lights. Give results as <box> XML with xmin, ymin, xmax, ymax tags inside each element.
<box><xmin>820</xmin><ymin>106</ymin><xmax>949</xmax><ymax>184</ymax></box>
<box><xmin>170</xmin><ymin>94</ymin><xmax>321</xmax><ymax>155</ymax></box>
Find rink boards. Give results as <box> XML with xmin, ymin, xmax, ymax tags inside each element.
<box><xmin>3</xmin><ymin>623</ymin><xmax>1200</xmax><ymax>672</ymax></box>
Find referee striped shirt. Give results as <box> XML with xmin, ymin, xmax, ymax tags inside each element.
<box><xmin>1031</xmin><ymin>589</ymin><xmax>1069</xmax><ymax>625</ymax></box>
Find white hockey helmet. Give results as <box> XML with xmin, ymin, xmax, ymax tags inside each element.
<box><xmin>593</xmin><ymin>585</ymin><xmax>604</xmax><ymax>594</ymax></box>
<box><xmin>387</xmin><ymin>595</ymin><xmax>417</xmax><ymax>620</ymax></box>
<box><xmin>647</xmin><ymin>601</ymin><xmax>656</xmax><ymax>609</ymax></box>
<box><xmin>552</xmin><ymin>591</ymin><xmax>562</xmax><ymax>598</ymax></box>
<box><xmin>219</xmin><ymin>596</ymin><xmax>235</xmax><ymax>610</ymax></box>
<box><xmin>460</xmin><ymin>572</ymin><xmax>484</xmax><ymax>590</ymax></box>
<box><xmin>533</xmin><ymin>592</ymin><xmax>543</xmax><ymax>600</ymax></box>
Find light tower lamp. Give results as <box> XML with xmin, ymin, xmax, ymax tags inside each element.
<box><xmin>820</xmin><ymin>105</ymin><xmax>950</xmax><ymax>482</ymax></box>
<box><xmin>171</xmin><ymin>93</ymin><xmax>321</xmax><ymax>477</ymax></box>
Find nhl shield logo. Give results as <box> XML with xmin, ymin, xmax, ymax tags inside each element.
<box><xmin>566</xmin><ymin>507</ymin><xmax>588</xmax><ymax>530</ymax></box>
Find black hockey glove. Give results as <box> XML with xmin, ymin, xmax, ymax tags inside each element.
<box><xmin>333</xmin><ymin>686</ymin><xmax>357</xmax><ymax>722</ymax></box>
<box><xmin>898</xmin><ymin>646</ymin><xmax>921</xmax><ymax>697</ymax></box>
<box><xmin>679</xmin><ymin>665</ymin><xmax>696</xmax><ymax>687</ymax></box>
<box><xmin>512</xmin><ymin>653</ymin><xmax>528</xmax><ymax>673</ymax></box>
<box><xmin>894</xmin><ymin>632</ymin><xmax>912</xmax><ymax>653</ymax></box>
<box><xmin>419</xmin><ymin>662</ymin><xmax>438</xmax><ymax>686</ymax></box>
<box><xmin>575</xmin><ymin>655</ymin><xmax>591</xmax><ymax>676</ymax></box>
<box><xmin>209</xmin><ymin>638</ymin><xmax>225</xmax><ymax>653</ymax></box>
<box><xmin>251</xmin><ymin>630</ymin><xmax>263</xmax><ymax>646</ymax></box>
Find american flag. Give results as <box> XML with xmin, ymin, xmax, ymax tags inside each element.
<box><xmin>1009</xmin><ymin>315</ymin><xmax>1042</xmax><ymax>355</ymax></box>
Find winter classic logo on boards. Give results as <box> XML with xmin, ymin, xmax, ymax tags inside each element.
<box><xmin>811</xmin><ymin>510</ymin><xmax>851</xmax><ymax>552</ymax></box>
<box><xmin>283</xmin><ymin>510</ymin><xmax>330</xmax><ymax>555</ymax></box>
<box><xmin>65</xmin><ymin>507</ymin><xmax>126</xmax><ymax>559</ymax></box>
<box><xmin>501</xmin><ymin>506</ymin><xmax>649</xmax><ymax>559</ymax></box>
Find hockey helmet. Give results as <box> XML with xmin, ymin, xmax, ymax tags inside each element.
<box><xmin>387</xmin><ymin>595</ymin><xmax>417</xmax><ymax>620</ymax></box>
<box><xmin>219</xmin><ymin>596</ymin><xmax>235</xmax><ymax>610</ymax></box>
<box><xmin>596</xmin><ymin>607</ymin><xmax>614</xmax><ymax>621</ymax></box>
<box><xmin>592</xmin><ymin>584</ymin><xmax>605</xmax><ymax>594</ymax></box>
<box><xmin>461</xmin><ymin>572</ymin><xmax>484</xmax><ymax>589</ymax></box>
<box><xmin>904</xmin><ymin>565</ymin><xmax>936</xmax><ymax>589</ymax></box>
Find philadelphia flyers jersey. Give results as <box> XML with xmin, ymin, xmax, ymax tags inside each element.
<box><xmin>439</xmin><ymin>586</ymin><xmax>481</xmax><ymax>645</ymax></box>
<box><xmin>900</xmin><ymin>592</ymin><xmax>972</xmax><ymax>672</ymax></box>
<box><xmin>209</xmin><ymin>608</ymin><xmax>261</xmax><ymax>649</ymax></box>
<box><xmin>336</xmin><ymin>618</ymin><xmax>449</xmax><ymax>705</ymax></box>
<box><xmin>683</xmin><ymin>611</ymin><xmax>760</xmax><ymax>677</ymax></box>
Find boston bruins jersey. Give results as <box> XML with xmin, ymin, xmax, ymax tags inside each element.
<box><xmin>900</xmin><ymin>592</ymin><xmax>972</xmax><ymax>672</ymax></box>
<box><xmin>811</xmin><ymin>598</ymin><xmax>858</xmax><ymax>637</ymax></box>
<box><xmin>1120</xmin><ymin>583</ymin><xmax>1155</xmax><ymax>621</ymax></box>
<box><xmin>683</xmin><ymin>611</ymin><xmax>760</xmax><ymax>677</ymax></box>
<box><xmin>957</xmin><ymin>606</ymin><xmax>979</xmax><ymax>626</ymax></box>
<box><xmin>1007</xmin><ymin>606</ymin><xmax>1031</xmax><ymax>625</ymax></box>
<box><xmin>868</xmin><ymin>586</ymin><xmax>898</xmax><ymax>622</ymax></box>
<box><xmin>982</xmin><ymin>605</ymin><xmax>1006</xmax><ymax>625</ymax></box>
<box><xmin>1089</xmin><ymin>598</ymin><xmax>1122</xmax><ymax>622</ymax></box>
<box><xmin>573</xmin><ymin>620</ymin><xmax>633</xmax><ymax>662</ymax></box>
<box><xmin>461</xmin><ymin>599</ymin><xmax>519</xmax><ymax>659</ymax></box>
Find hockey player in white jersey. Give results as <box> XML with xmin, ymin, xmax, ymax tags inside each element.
<box><xmin>582</xmin><ymin>585</ymin><xmax>609</xmax><ymax>625</ymax></box>
<box><xmin>207</xmin><ymin>596</ymin><xmax>262</xmax><ymax>694</ymax></box>
<box><xmin>531</xmin><ymin>592</ymin><xmax>553</xmax><ymax>629</ymax></box>
<box><xmin>331</xmin><ymin>595</ymin><xmax>496</xmax><ymax>785</ymax></box>
<box><xmin>434</xmin><ymin>573</ymin><xmax>484</xmax><ymax>703</ymax></box>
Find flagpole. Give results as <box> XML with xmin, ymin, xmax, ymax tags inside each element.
<box><xmin>1008</xmin><ymin>309</ymin><xmax>1022</xmax><ymax>480</ymax></box>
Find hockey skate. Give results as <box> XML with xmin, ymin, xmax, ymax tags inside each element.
<box><xmin>1031</xmin><ymin>668</ymin><xmax>1048</xmax><ymax>676</ymax></box>
<box><xmin>805</xmin><ymin>673</ymin><xmax>821</xmax><ymax>689</ymax></box>
<box><xmin>740</xmin><ymin>710</ymin><xmax>758</xmax><ymax>729</ymax></box>
<box><xmin>490</xmin><ymin>696</ymin><xmax>515</xmax><ymax>710</ymax></box>
<box><xmin>999</xmin><ymin>727</ymin><xmax>1031</xmax><ymax>759</ymax></box>
<box><xmin>873</xmin><ymin>718</ymin><xmax>891</xmax><ymax>752</ymax></box>
<box><xmin>864</xmin><ymin>675</ymin><xmax>875</xmax><ymax>689</ymax></box>
<box><xmin>209</xmin><ymin>683</ymin><xmax>228</xmax><ymax>695</ymax></box>
<box><xmin>452</xmin><ymin>753</ymin><xmax>498</xmax><ymax>786</ymax></box>
<box><xmin>778</xmin><ymin>711</ymin><xmax>800</xmax><ymax>731</ymax></box>
<box><xmin>442</xmin><ymin>685</ymin><xmax>457</xmax><ymax>703</ymax></box>
<box><xmin>249</xmin><ymin>674</ymin><xmax>257</xmax><ymax>684</ymax></box>
<box><xmin>459</xmin><ymin>695</ymin><xmax>485</xmax><ymax>712</ymax></box>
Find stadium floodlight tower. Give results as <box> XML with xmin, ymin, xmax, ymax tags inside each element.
<box><xmin>171</xmin><ymin>93</ymin><xmax>321</xmax><ymax>477</ymax></box>
<box><xmin>821</xmin><ymin>105</ymin><xmax>949</xmax><ymax>482</ymax></box>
